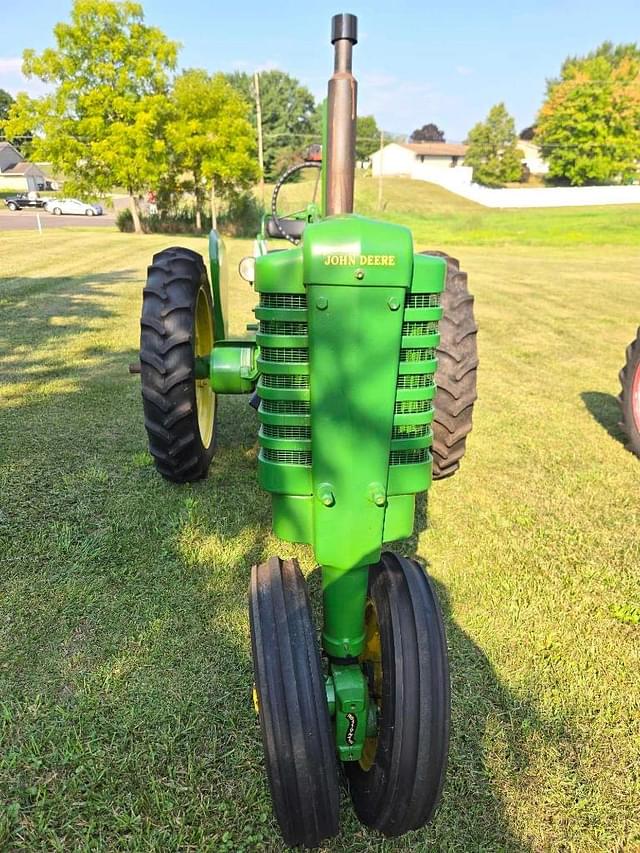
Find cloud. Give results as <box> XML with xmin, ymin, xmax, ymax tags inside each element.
<box><xmin>0</xmin><ymin>56</ymin><xmax>49</xmax><ymax>97</ymax></box>
<box><xmin>0</xmin><ymin>57</ymin><xmax>23</xmax><ymax>74</ymax></box>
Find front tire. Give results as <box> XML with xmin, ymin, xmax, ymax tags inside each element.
<box><xmin>140</xmin><ymin>247</ymin><xmax>216</xmax><ymax>483</ymax></box>
<box><xmin>421</xmin><ymin>252</ymin><xmax>478</xmax><ymax>479</ymax></box>
<box><xmin>619</xmin><ymin>327</ymin><xmax>640</xmax><ymax>457</ymax></box>
<box><xmin>346</xmin><ymin>552</ymin><xmax>450</xmax><ymax>837</ymax></box>
<box><xmin>7</xmin><ymin>202</ymin><xmax>17</xmax><ymax>211</ymax></box>
<box><xmin>86</xmin><ymin>208</ymin><xmax>94</xmax><ymax>216</ymax></box>
<box><xmin>250</xmin><ymin>557</ymin><xmax>340</xmax><ymax>848</ymax></box>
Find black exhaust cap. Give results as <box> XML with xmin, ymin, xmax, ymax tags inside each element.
<box><xmin>331</xmin><ymin>12</ymin><xmax>358</xmax><ymax>44</ymax></box>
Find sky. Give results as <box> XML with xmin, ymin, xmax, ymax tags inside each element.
<box><xmin>1</xmin><ymin>0</ymin><xmax>639</xmax><ymax>140</ymax></box>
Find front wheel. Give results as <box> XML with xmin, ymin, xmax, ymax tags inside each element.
<box><xmin>7</xmin><ymin>202</ymin><xmax>17</xmax><ymax>211</ymax></box>
<box><xmin>619</xmin><ymin>327</ymin><xmax>640</xmax><ymax>457</ymax></box>
<box><xmin>250</xmin><ymin>557</ymin><xmax>340</xmax><ymax>848</ymax></box>
<box><xmin>140</xmin><ymin>247</ymin><xmax>216</xmax><ymax>482</ymax></box>
<box><xmin>346</xmin><ymin>552</ymin><xmax>450</xmax><ymax>836</ymax></box>
<box><xmin>86</xmin><ymin>208</ymin><xmax>94</xmax><ymax>216</ymax></box>
<box><xmin>53</xmin><ymin>207</ymin><xmax>61</xmax><ymax>215</ymax></box>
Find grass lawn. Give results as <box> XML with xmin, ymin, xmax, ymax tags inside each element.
<box><xmin>1</xmin><ymin>180</ymin><xmax>639</xmax><ymax>851</ymax></box>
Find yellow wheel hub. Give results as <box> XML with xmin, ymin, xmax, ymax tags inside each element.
<box><xmin>194</xmin><ymin>285</ymin><xmax>215</xmax><ymax>447</ymax></box>
<box><xmin>359</xmin><ymin>600</ymin><xmax>382</xmax><ymax>771</ymax></box>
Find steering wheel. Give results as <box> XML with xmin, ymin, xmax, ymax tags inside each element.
<box><xmin>271</xmin><ymin>161</ymin><xmax>322</xmax><ymax>244</ymax></box>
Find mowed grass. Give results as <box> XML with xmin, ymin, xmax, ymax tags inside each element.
<box><xmin>1</xmin><ymin>185</ymin><xmax>639</xmax><ymax>851</ymax></box>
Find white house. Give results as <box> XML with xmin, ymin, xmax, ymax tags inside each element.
<box><xmin>516</xmin><ymin>140</ymin><xmax>549</xmax><ymax>176</ymax></box>
<box><xmin>0</xmin><ymin>142</ymin><xmax>49</xmax><ymax>192</ymax></box>
<box><xmin>370</xmin><ymin>141</ymin><xmax>473</xmax><ymax>188</ymax></box>
<box><xmin>371</xmin><ymin>142</ymin><xmax>469</xmax><ymax>176</ymax></box>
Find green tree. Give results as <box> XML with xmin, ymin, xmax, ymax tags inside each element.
<box><xmin>166</xmin><ymin>69</ymin><xmax>258</xmax><ymax>230</ymax></box>
<box><xmin>355</xmin><ymin>115</ymin><xmax>381</xmax><ymax>162</ymax></box>
<box><xmin>0</xmin><ymin>89</ymin><xmax>14</xmax><ymax>123</ymax></box>
<box><xmin>2</xmin><ymin>0</ymin><xmax>178</xmax><ymax>232</ymax></box>
<box><xmin>536</xmin><ymin>42</ymin><xmax>640</xmax><ymax>186</ymax></box>
<box><xmin>464</xmin><ymin>103</ymin><xmax>523</xmax><ymax>187</ymax></box>
<box><xmin>226</xmin><ymin>70</ymin><xmax>316</xmax><ymax>179</ymax></box>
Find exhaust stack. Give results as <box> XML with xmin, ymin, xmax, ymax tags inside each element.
<box><xmin>325</xmin><ymin>13</ymin><xmax>358</xmax><ymax>216</ymax></box>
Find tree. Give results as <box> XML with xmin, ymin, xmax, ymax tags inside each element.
<box><xmin>166</xmin><ymin>69</ymin><xmax>258</xmax><ymax>230</ymax></box>
<box><xmin>464</xmin><ymin>103</ymin><xmax>523</xmax><ymax>187</ymax></box>
<box><xmin>536</xmin><ymin>42</ymin><xmax>640</xmax><ymax>186</ymax></box>
<box><xmin>519</xmin><ymin>125</ymin><xmax>536</xmax><ymax>141</ymax></box>
<box><xmin>410</xmin><ymin>123</ymin><xmax>445</xmax><ymax>143</ymax></box>
<box><xmin>226</xmin><ymin>70</ymin><xmax>316</xmax><ymax>179</ymax></box>
<box><xmin>2</xmin><ymin>0</ymin><xmax>178</xmax><ymax>232</ymax></box>
<box><xmin>0</xmin><ymin>89</ymin><xmax>13</xmax><ymax>123</ymax></box>
<box><xmin>355</xmin><ymin>115</ymin><xmax>381</xmax><ymax>162</ymax></box>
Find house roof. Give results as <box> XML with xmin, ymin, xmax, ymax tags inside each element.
<box><xmin>2</xmin><ymin>162</ymin><xmax>44</xmax><ymax>176</ymax></box>
<box><xmin>401</xmin><ymin>142</ymin><xmax>468</xmax><ymax>157</ymax></box>
<box><xmin>0</xmin><ymin>141</ymin><xmax>24</xmax><ymax>158</ymax></box>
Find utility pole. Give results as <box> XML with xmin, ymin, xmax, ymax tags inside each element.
<box><xmin>377</xmin><ymin>129</ymin><xmax>384</xmax><ymax>211</ymax></box>
<box><xmin>254</xmin><ymin>71</ymin><xmax>265</xmax><ymax>205</ymax></box>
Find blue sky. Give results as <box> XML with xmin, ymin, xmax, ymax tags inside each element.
<box><xmin>1</xmin><ymin>0</ymin><xmax>638</xmax><ymax>139</ymax></box>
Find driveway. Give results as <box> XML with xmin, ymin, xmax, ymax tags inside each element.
<box><xmin>0</xmin><ymin>209</ymin><xmax>117</xmax><ymax>231</ymax></box>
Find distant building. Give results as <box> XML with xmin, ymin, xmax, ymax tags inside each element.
<box><xmin>371</xmin><ymin>141</ymin><xmax>473</xmax><ymax>188</ymax></box>
<box><xmin>0</xmin><ymin>142</ymin><xmax>50</xmax><ymax>192</ymax></box>
<box><xmin>517</xmin><ymin>140</ymin><xmax>548</xmax><ymax>176</ymax></box>
<box><xmin>371</xmin><ymin>142</ymin><xmax>469</xmax><ymax>177</ymax></box>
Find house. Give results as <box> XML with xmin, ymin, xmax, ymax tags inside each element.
<box><xmin>370</xmin><ymin>142</ymin><xmax>469</xmax><ymax>177</ymax></box>
<box><xmin>0</xmin><ymin>142</ymin><xmax>50</xmax><ymax>192</ymax></box>
<box><xmin>370</xmin><ymin>141</ymin><xmax>474</xmax><ymax>187</ymax></box>
<box><xmin>516</xmin><ymin>140</ymin><xmax>548</xmax><ymax>176</ymax></box>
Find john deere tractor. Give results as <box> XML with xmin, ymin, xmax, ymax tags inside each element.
<box><xmin>136</xmin><ymin>13</ymin><xmax>477</xmax><ymax>847</ymax></box>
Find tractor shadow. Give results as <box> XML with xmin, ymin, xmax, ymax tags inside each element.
<box><xmin>580</xmin><ymin>390</ymin><xmax>626</xmax><ymax>447</ymax></box>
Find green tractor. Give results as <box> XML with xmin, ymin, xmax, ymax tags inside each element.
<box><xmin>136</xmin><ymin>13</ymin><xmax>477</xmax><ymax>847</ymax></box>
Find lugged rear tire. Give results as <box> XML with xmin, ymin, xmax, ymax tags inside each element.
<box><xmin>249</xmin><ymin>557</ymin><xmax>340</xmax><ymax>848</ymax></box>
<box><xmin>618</xmin><ymin>327</ymin><xmax>640</xmax><ymax>458</ymax></box>
<box><xmin>140</xmin><ymin>247</ymin><xmax>216</xmax><ymax>483</ymax></box>
<box><xmin>422</xmin><ymin>252</ymin><xmax>478</xmax><ymax>479</ymax></box>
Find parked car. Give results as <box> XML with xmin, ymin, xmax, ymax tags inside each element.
<box><xmin>44</xmin><ymin>198</ymin><xmax>103</xmax><ymax>216</ymax></box>
<box><xmin>4</xmin><ymin>192</ymin><xmax>49</xmax><ymax>211</ymax></box>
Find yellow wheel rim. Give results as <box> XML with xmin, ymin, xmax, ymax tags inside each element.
<box><xmin>359</xmin><ymin>600</ymin><xmax>382</xmax><ymax>771</ymax></box>
<box><xmin>195</xmin><ymin>285</ymin><xmax>215</xmax><ymax>447</ymax></box>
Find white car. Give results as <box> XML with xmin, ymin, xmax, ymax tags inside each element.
<box><xmin>45</xmin><ymin>198</ymin><xmax>103</xmax><ymax>216</ymax></box>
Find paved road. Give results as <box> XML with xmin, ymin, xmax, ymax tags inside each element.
<box><xmin>0</xmin><ymin>210</ymin><xmax>117</xmax><ymax>232</ymax></box>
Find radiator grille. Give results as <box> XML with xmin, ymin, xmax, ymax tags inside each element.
<box><xmin>395</xmin><ymin>399</ymin><xmax>432</xmax><ymax>415</ymax></box>
<box><xmin>261</xmin><ymin>347</ymin><xmax>308</xmax><ymax>363</ymax></box>
<box><xmin>260</xmin><ymin>293</ymin><xmax>307</xmax><ymax>310</ymax></box>
<box><xmin>392</xmin><ymin>424</ymin><xmax>431</xmax><ymax>440</ymax></box>
<box><xmin>261</xmin><ymin>399</ymin><xmax>310</xmax><ymax>415</ymax></box>
<box><xmin>263</xmin><ymin>448</ymin><xmax>312</xmax><ymax>465</ymax></box>
<box><xmin>390</xmin><ymin>448</ymin><xmax>429</xmax><ymax>465</ymax></box>
<box><xmin>260</xmin><ymin>320</ymin><xmax>308</xmax><ymax>336</ymax></box>
<box><xmin>397</xmin><ymin>374</ymin><xmax>434</xmax><ymax>389</ymax></box>
<box><xmin>400</xmin><ymin>347</ymin><xmax>436</xmax><ymax>363</ymax></box>
<box><xmin>402</xmin><ymin>321</ymin><xmax>439</xmax><ymax>337</ymax></box>
<box><xmin>406</xmin><ymin>292</ymin><xmax>440</xmax><ymax>309</ymax></box>
<box><xmin>262</xmin><ymin>424</ymin><xmax>311</xmax><ymax>440</ymax></box>
<box><xmin>261</xmin><ymin>374</ymin><xmax>309</xmax><ymax>389</ymax></box>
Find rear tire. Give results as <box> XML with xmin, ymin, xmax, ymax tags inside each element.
<box><xmin>346</xmin><ymin>552</ymin><xmax>450</xmax><ymax>836</ymax></box>
<box><xmin>53</xmin><ymin>207</ymin><xmax>61</xmax><ymax>215</ymax></box>
<box><xmin>250</xmin><ymin>557</ymin><xmax>340</xmax><ymax>848</ymax></box>
<box><xmin>140</xmin><ymin>247</ymin><xmax>216</xmax><ymax>483</ymax></box>
<box><xmin>619</xmin><ymin>327</ymin><xmax>640</xmax><ymax>458</ymax></box>
<box><xmin>421</xmin><ymin>252</ymin><xmax>478</xmax><ymax>479</ymax></box>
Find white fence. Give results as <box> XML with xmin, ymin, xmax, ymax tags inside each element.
<box><xmin>411</xmin><ymin>170</ymin><xmax>640</xmax><ymax>208</ymax></box>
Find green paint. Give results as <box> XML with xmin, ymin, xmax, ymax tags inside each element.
<box><xmin>330</xmin><ymin>662</ymin><xmax>370</xmax><ymax>762</ymax></box>
<box><xmin>208</xmin><ymin>230</ymin><xmax>228</xmax><ymax>341</ymax></box>
<box><xmin>208</xmin><ymin>342</ymin><xmax>258</xmax><ymax>394</ymax></box>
